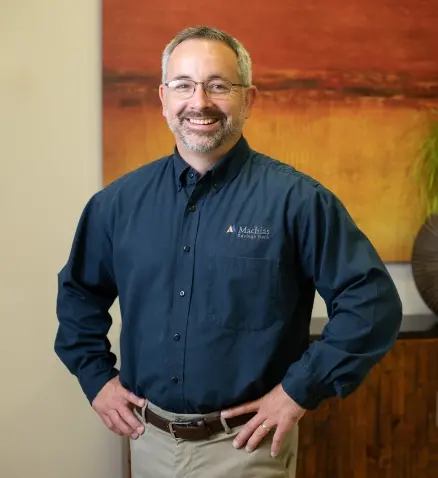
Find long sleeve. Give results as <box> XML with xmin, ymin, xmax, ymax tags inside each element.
<box><xmin>55</xmin><ymin>192</ymin><xmax>119</xmax><ymax>404</ymax></box>
<box><xmin>281</xmin><ymin>183</ymin><xmax>403</xmax><ymax>410</ymax></box>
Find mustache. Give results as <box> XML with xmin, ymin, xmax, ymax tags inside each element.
<box><xmin>180</xmin><ymin>110</ymin><xmax>225</xmax><ymax>120</ymax></box>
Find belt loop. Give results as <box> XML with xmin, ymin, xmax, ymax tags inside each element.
<box><xmin>143</xmin><ymin>401</ymin><xmax>148</xmax><ymax>421</ymax></box>
<box><xmin>168</xmin><ymin>422</ymin><xmax>177</xmax><ymax>440</ymax></box>
<box><xmin>134</xmin><ymin>404</ymin><xmax>145</xmax><ymax>423</ymax></box>
<box><xmin>220</xmin><ymin>415</ymin><xmax>231</xmax><ymax>434</ymax></box>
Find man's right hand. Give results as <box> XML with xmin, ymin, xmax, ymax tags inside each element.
<box><xmin>92</xmin><ymin>376</ymin><xmax>146</xmax><ymax>440</ymax></box>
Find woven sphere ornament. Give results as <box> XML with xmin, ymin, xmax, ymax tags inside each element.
<box><xmin>412</xmin><ymin>213</ymin><xmax>438</xmax><ymax>315</ymax></box>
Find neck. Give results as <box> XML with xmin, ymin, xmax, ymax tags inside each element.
<box><xmin>176</xmin><ymin>136</ymin><xmax>240</xmax><ymax>175</ymax></box>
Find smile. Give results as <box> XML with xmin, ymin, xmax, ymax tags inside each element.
<box><xmin>186</xmin><ymin>118</ymin><xmax>219</xmax><ymax>125</ymax></box>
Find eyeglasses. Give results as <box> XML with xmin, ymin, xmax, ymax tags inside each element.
<box><xmin>164</xmin><ymin>78</ymin><xmax>248</xmax><ymax>99</ymax></box>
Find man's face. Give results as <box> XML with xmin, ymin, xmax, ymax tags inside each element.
<box><xmin>159</xmin><ymin>39</ymin><xmax>256</xmax><ymax>153</ymax></box>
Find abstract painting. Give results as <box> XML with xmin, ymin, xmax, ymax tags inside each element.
<box><xmin>102</xmin><ymin>0</ymin><xmax>438</xmax><ymax>262</ymax></box>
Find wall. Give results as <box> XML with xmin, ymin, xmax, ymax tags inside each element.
<box><xmin>0</xmin><ymin>1</ymin><xmax>432</xmax><ymax>478</ymax></box>
<box><xmin>0</xmin><ymin>2</ymin><xmax>124</xmax><ymax>477</ymax></box>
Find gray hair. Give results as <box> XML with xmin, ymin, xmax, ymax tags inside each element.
<box><xmin>161</xmin><ymin>26</ymin><xmax>252</xmax><ymax>86</ymax></box>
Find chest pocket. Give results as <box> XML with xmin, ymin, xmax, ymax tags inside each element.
<box><xmin>206</xmin><ymin>254</ymin><xmax>279</xmax><ymax>331</ymax></box>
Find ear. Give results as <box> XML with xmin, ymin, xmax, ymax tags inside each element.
<box><xmin>243</xmin><ymin>85</ymin><xmax>258</xmax><ymax>119</ymax></box>
<box><xmin>158</xmin><ymin>84</ymin><xmax>166</xmax><ymax>116</ymax></box>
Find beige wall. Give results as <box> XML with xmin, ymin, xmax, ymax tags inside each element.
<box><xmin>0</xmin><ymin>1</ymin><xmax>432</xmax><ymax>478</ymax></box>
<box><xmin>0</xmin><ymin>2</ymin><xmax>125</xmax><ymax>477</ymax></box>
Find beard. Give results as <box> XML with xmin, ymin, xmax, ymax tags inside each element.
<box><xmin>165</xmin><ymin>106</ymin><xmax>246</xmax><ymax>153</ymax></box>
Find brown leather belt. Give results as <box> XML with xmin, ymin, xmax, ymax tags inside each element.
<box><xmin>135</xmin><ymin>405</ymin><xmax>255</xmax><ymax>440</ymax></box>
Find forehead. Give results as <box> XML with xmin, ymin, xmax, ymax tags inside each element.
<box><xmin>166</xmin><ymin>39</ymin><xmax>239</xmax><ymax>81</ymax></box>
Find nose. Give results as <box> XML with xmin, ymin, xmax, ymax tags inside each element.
<box><xmin>190</xmin><ymin>83</ymin><xmax>213</xmax><ymax>109</ymax></box>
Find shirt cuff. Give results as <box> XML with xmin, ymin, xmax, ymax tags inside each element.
<box><xmin>79</xmin><ymin>367</ymin><xmax>120</xmax><ymax>405</ymax></box>
<box><xmin>281</xmin><ymin>360</ymin><xmax>332</xmax><ymax>410</ymax></box>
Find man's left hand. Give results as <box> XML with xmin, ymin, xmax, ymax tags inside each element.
<box><xmin>221</xmin><ymin>384</ymin><xmax>306</xmax><ymax>457</ymax></box>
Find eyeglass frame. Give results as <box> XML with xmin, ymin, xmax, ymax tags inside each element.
<box><xmin>163</xmin><ymin>77</ymin><xmax>249</xmax><ymax>99</ymax></box>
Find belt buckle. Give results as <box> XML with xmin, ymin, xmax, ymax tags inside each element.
<box><xmin>168</xmin><ymin>418</ymin><xmax>211</xmax><ymax>440</ymax></box>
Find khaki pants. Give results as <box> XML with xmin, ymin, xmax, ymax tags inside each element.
<box><xmin>130</xmin><ymin>402</ymin><xmax>298</xmax><ymax>478</ymax></box>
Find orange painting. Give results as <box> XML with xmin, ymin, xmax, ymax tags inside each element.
<box><xmin>102</xmin><ymin>0</ymin><xmax>438</xmax><ymax>262</ymax></box>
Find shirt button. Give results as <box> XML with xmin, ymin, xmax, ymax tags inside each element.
<box><xmin>189</xmin><ymin>172</ymin><xmax>194</xmax><ymax>179</ymax></box>
<box><xmin>183</xmin><ymin>245</ymin><xmax>190</xmax><ymax>252</ymax></box>
<box><xmin>179</xmin><ymin>290</ymin><xmax>185</xmax><ymax>297</ymax></box>
<box><xmin>174</xmin><ymin>333</ymin><xmax>180</xmax><ymax>341</ymax></box>
<box><xmin>171</xmin><ymin>376</ymin><xmax>179</xmax><ymax>384</ymax></box>
<box><xmin>188</xmin><ymin>205</ymin><xmax>196</xmax><ymax>213</ymax></box>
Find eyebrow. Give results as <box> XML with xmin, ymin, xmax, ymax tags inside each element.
<box><xmin>169</xmin><ymin>75</ymin><xmax>192</xmax><ymax>81</ymax></box>
<box><xmin>168</xmin><ymin>74</ymin><xmax>232</xmax><ymax>82</ymax></box>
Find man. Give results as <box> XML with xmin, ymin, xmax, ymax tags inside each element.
<box><xmin>55</xmin><ymin>26</ymin><xmax>403</xmax><ymax>477</ymax></box>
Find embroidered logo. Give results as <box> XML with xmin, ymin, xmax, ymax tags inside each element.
<box><xmin>226</xmin><ymin>224</ymin><xmax>271</xmax><ymax>240</ymax></box>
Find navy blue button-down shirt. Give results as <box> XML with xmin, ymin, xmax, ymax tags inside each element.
<box><xmin>55</xmin><ymin>136</ymin><xmax>403</xmax><ymax>413</ymax></box>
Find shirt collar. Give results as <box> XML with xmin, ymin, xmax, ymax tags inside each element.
<box><xmin>173</xmin><ymin>136</ymin><xmax>251</xmax><ymax>192</ymax></box>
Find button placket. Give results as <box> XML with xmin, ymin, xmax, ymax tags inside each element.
<box><xmin>168</xmin><ymin>192</ymin><xmax>206</xmax><ymax>410</ymax></box>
